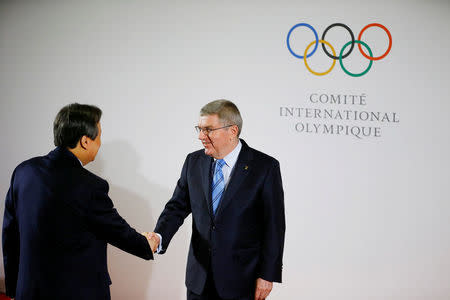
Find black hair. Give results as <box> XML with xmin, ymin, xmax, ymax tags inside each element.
<box><xmin>53</xmin><ymin>103</ymin><xmax>102</xmax><ymax>148</ymax></box>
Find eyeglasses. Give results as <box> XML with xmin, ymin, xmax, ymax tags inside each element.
<box><xmin>195</xmin><ymin>125</ymin><xmax>234</xmax><ymax>135</ymax></box>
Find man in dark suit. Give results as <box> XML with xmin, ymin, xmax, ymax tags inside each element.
<box><xmin>2</xmin><ymin>103</ymin><xmax>158</xmax><ymax>300</ymax></box>
<box><xmin>150</xmin><ymin>100</ymin><xmax>285</xmax><ymax>300</ymax></box>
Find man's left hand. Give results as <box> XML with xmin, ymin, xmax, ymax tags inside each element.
<box><xmin>254</xmin><ymin>278</ymin><xmax>273</xmax><ymax>300</ymax></box>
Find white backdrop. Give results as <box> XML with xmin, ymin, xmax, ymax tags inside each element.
<box><xmin>1</xmin><ymin>1</ymin><xmax>449</xmax><ymax>299</ymax></box>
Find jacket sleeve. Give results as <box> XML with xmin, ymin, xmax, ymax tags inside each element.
<box><xmin>2</xmin><ymin>171</ymin><xmax>19</xmax><ymax>298</ymax></box>
<box><xmin>258</xmin><ymin>160</ymin><xmax>286</xmax><ymax>283</ymax></box>
<box><xmin>154</xmin><ymin>155</ymin><xmax>192</xmax><ymax>253</ymax></box>
<box><xmin>87</xmin><ymin>180</ymin><xmax>153</xmax><ymax>260</ymax></box>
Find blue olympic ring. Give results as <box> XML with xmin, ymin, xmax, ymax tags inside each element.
<box><xmin>286</xmin><ymin>23</ymin><xmax>319</xmax><ymax>59</ymax></box>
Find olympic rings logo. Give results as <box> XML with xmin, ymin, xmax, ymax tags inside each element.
<box><xmin>286</xmin><ymin>23</ymin><xmax>392</xmax><ymax>77</ymax></box>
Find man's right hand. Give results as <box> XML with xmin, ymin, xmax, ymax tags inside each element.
<box><xmin>141</xmin><ymin>232</ymin><xmax>160</xmax><ymax>253</ymax></box>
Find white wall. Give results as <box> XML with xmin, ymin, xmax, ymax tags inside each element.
<box><xmin>1</xmin><ymin>1</ymin><xmax>449</xmax><ymax>299</ymax></box>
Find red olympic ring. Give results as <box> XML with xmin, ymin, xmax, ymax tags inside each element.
<box><xmin>357</xmin><ymin>23</ymin><xmax>392</xmax><ymax>61</ymax></box>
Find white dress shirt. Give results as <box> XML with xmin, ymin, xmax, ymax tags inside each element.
<box><xmin>215</xmin><ymin>140</ymin><xmax>242</xmax><ymax>189</ymax></box>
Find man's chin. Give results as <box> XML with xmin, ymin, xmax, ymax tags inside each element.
<box><xmin>204</xmin><ymin>147</ymin><xmax>214</xmax><ymax>157</ymax></box>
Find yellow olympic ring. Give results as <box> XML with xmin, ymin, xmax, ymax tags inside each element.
<box><xmin>303</xmin><ymin>40</ymin><xmax>336</xmax><ymax>76</ymax></box>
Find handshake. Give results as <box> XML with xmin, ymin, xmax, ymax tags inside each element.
<box><xmin>141</xmin><ymin>232</ymin><xmax>161</xmax><ymax>253</ymax></box>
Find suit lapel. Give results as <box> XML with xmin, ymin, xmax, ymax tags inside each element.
<box><xmin>214</xmin><ymin>140</ymin><xmax>252</xmax><ymax>220</ymax></box>
<box><xmin>200</xmin><ymin>155</ymin><xmax>214</xmax><ymax>218</ymax></box>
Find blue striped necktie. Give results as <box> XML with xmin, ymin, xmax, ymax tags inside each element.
<box><xmin>212</xmin><ymin>159</ymin><xmax>226</xmax><ymax>215</ymax></box>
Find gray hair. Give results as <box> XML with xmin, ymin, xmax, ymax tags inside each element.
<box><xmin>200</xmin><ymin>99</ymin><xmax>243</xmax><ymax>136</ymax></box>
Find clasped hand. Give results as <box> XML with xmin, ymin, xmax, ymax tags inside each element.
<box><xmin>141</xmin><ymin>231</ymin><xmax>160</xmax><ymax>253</ymax></box>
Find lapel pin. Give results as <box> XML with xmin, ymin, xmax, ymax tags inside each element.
<box><xmin>244</xmin><ymin>165</ymin><xmax>249</xmax><ymax>170</ymax></box>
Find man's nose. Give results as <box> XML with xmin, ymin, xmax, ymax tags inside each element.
<box><xmin>198</xmin><ymin>130</ymin><xmax>207</xmax><ymax>140</ymax></box>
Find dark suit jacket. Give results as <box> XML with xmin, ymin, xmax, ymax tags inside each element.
<box><xmin>2</xmin><ymin>147</ymin><xmax>153</xmax><ymax>300</ymax></box>
<box><xmin>155</xmin><ymin>139</ymin><xmax>285</xmax><ymax>299</ymax></box>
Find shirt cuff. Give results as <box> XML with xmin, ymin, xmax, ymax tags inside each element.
<box><xmin>155</xmin><ymin>233</ymin><xmax>163</xmax><ymax>254</ymax></box>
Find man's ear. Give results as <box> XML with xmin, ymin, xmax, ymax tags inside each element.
<box><xmin>79</xmin><ymin>136</ymin><xmax>89</xmax><ymax>150</ymax></box>
<box><xmin>230</xmin><ymin>125</ymin><xmax>239</xmax><ymax>137</ymax></box>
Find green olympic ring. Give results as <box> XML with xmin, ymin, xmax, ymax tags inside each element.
<box><xmin>339</xmin><ymin>40</ymin><xmax>373</xmax><ymax>77</ymax></box>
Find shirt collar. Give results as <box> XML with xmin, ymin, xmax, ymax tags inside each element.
<box><xmin>218</xmin><ymin>140</ymin><xmax>242</xmax><ymax>169</ymax></box>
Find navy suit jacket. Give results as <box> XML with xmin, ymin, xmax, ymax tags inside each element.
<box><xmin>2</xmin><ymin>147</ymin><xmax>153</xmax><ymax>300</ymax></box>
<box><xmin>154</xmin><ymin>140</ymin><xmax>285</xmax><ymax>299</ymax></box>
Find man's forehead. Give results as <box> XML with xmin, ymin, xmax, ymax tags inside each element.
<box><xmin>198</xmin><ymin>114</ymin><xmax>220</xmax><ymax>126</ymax></box>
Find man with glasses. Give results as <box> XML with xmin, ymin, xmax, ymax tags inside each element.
<box><xmin>150</xmin><ymin>100</ymin><xmax>285</xmax><ymax>300</ymax></box>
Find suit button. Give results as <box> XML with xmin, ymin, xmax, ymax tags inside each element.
<box><xmin>212</xmin><ymin>225</ymin><xmax>216</xmax><ymax>230</ymax></box>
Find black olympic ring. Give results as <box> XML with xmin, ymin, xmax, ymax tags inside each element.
<box><xmin>321</xmin><ymin>23</ymin><xmax>355</xmax><ymax>60</ymax></box>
